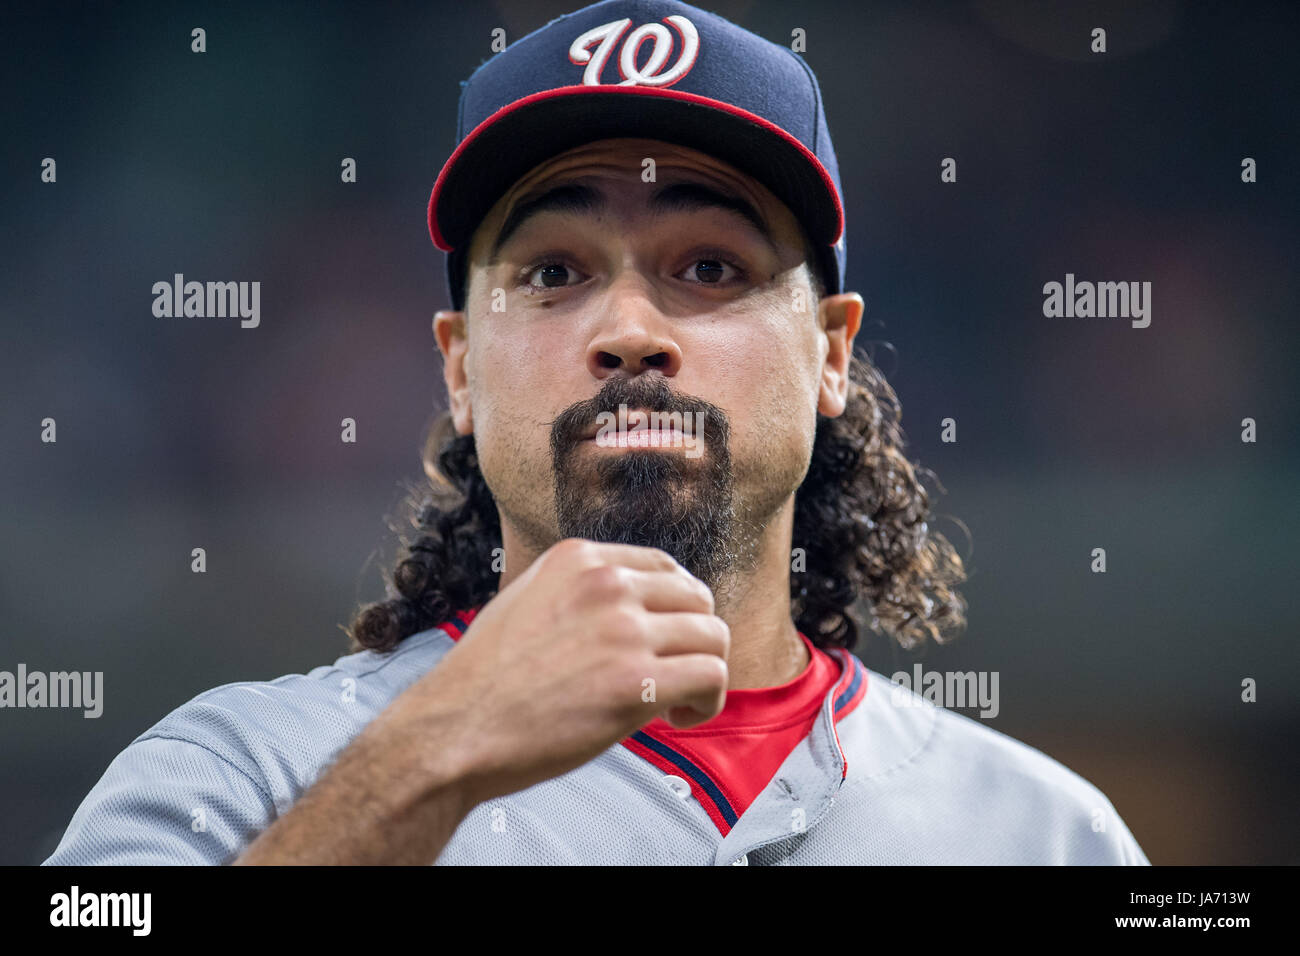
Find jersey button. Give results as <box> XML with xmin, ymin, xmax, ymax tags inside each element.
<box><xmin>662</xmin><ymin>774</ymin><xmax>692</xmax><ymax>799</ymax></box>
<box><xmin>731</xmin><ymin>853</ymin><xmax>749</xmax><ymax>866</ymax></box>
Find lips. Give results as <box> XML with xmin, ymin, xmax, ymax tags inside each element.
<box><xmin>594</xmin><ymin>427</ymin><xmax>690</xmax><ymax>449</ymax></box>
<box><xmin>580</xmin><ymin>408</ymin><xmax>659</xmax><ymax>441</ymax></box>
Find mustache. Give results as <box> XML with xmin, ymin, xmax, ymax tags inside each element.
<box><xmin>549</xmin><ymin>375</ymin><xmax>729</xmax><ymax>458</ymax></box>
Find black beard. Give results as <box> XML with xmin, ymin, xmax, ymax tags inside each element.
<box><xmin>550</xmin><ymin>375</ymin><xmax>735</xmax><ymax>593</ymax></box>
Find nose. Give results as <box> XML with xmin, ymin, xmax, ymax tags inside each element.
<box><xmin>585</xmin><ymin>273</ymin><xmax>683</xmax><ymax>380</ymax></box>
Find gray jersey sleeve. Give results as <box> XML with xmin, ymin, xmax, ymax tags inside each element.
<box><xmin>42</xmin><ymin>735</ymin><xmax>275</xmax><ymax>866</ymax></box>
<box><xmin>1099</xmin><ymin>796</ymin><xmax>1151</xmax><ymax>866</ymax></box>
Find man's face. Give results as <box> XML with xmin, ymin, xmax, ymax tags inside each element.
<box><xmin>438</xmin><ymin>137</ymin><xmax>855</xmax><ymax>591</ymax></box>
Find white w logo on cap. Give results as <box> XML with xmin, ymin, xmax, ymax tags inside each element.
<box><xmin>569</xmin><ymin>16</ymin><xmax>700</xmax><ymax>87</ymax></box>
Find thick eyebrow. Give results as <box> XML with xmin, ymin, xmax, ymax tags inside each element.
<box><xmin>488</xmin><ymin>179</ymin><xmax>776</xmax><ymax>262</ymax></box>
<box><xmin>649</xmin><ymin>181</ymin><xmax>775</xmax><ymax>254</ymax></box>
<box><xmin>490</xmin><ymin>182</ymin><xmax>604</xmax><ymax>261</ymax></box>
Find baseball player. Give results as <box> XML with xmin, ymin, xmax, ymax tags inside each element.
<box><xmin>45</xmin><ymin>0</ymin><xmax>1148</xmax><ymax>865</ymax></box>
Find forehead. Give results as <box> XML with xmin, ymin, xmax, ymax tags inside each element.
<box><xmin>468</xmin><ymin>138</ymin><xmax>801</xmax><ymax>256</ymax></box>
<box><xmin>505</xmin><ymin>138</ymin><xmax>765</xmax><ymax>198</ymax></box>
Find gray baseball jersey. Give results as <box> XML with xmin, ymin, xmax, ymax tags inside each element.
<box><xmin>43</xmin><ymin>609</ymin><xmax>1149</xmax><ymax>865</ymax></box>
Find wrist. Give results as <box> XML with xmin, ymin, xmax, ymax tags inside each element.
<box><xmin>374</xmin><ymin>696</ymin><xmax>484</xmax><ymax>823</ymax></box>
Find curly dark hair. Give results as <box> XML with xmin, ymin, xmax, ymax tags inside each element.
<box><xmin>346</xmin><ymin>345</ymin><xmax>969</xmax><ymax>656</ymax></box>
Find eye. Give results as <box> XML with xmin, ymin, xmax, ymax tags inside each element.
<box><xmin>676</xmin><ymin>255</ymin><xmax>745</xmax><ymax>285</ymax></box>
<box><xmin>524</xmin><ymin>261</ymin><xmax>585</xmax><ymax>290</ymax></box>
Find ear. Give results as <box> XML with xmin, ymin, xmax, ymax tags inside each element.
<box><xmin>816</xmin><ymin>292</ymin><xmax>864</xmax><ymax>418</ymax></box>
<box><xmin>433</xmin><ymin>310</ymin><xmax>473</xmax><ymax>435</ymax></box>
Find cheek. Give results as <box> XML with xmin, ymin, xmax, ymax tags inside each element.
<box><xmin>464</xmin><ymin>327</ymin><xmax>564</xmax><ymax>479</ymax></box>
<box><xmin>737</xmin><ymin>386</ymin><xmax>819</xmax><ymax>487</ymax></box>
<box><xmin>682</xmin><ymin>297</ymin><xmax>822</xmax><ymax>450</ymax></box>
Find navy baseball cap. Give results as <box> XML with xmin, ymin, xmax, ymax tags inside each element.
<box><xmin>428</xmin><ymin>0</ymin><xmax>846</xmax><ymax>311</ymax></box>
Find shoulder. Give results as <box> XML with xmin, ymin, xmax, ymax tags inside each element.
<box><xmin>41</xmin><ymin>626</ymin><xmax>461</xmax><ymax>864</ymax></box>
<box><xmin>836</xmin><ymin>663</ymin><xmax>1149</xmax><ymax>864</ymax></box>
<box><xmin>134</xmin><ymin>626</ymin><xmax>458</xmax><ymax>793</ymax></box>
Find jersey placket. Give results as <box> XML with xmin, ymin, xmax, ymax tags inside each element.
<box><xmin>710</xmin><ymin>661</ymin><xmax>857</xmax><ymax>865</ymax></box>
<box><xmin>618</xmin><ymin>647</ymin><xmax>868</xmax><ymax>865</ymax></box>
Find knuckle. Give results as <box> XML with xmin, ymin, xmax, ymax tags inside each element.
<box><xmin>577</xmin><ymin>563</ymin><xmax>631</xmax><ymax>601</ymax></box>
<box><xmin>613</xmin><ymin>654</ymin><xmax>655</xmax><ymax>698</ymax></box>
<box><xmin>602</xmin><ymin>605</ymin><xmax>648</xmax><ymax>643</ymax></box>
<box><xmin>650</xmin><ymin>548</ymin><xmax>679</xmax><ymax>572</ymax></box>
<box><xmin>547</xmin><ymin>537</ymin><xmax>590</xmax><ymax>564</ymax></box>
<box><xmin>712</xmin><ymin>616</ymin><xmax>731</xmax><ymax>652</ymax></box>
<box><xmin>698</xmin><ymin>582</ymin><xmax>716</xmax><ymax>612</ymax></box>
<box><xmin>703</xmin><ymin>655</ymin><xmax>729</xmax><ymax>688</ymax></box>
